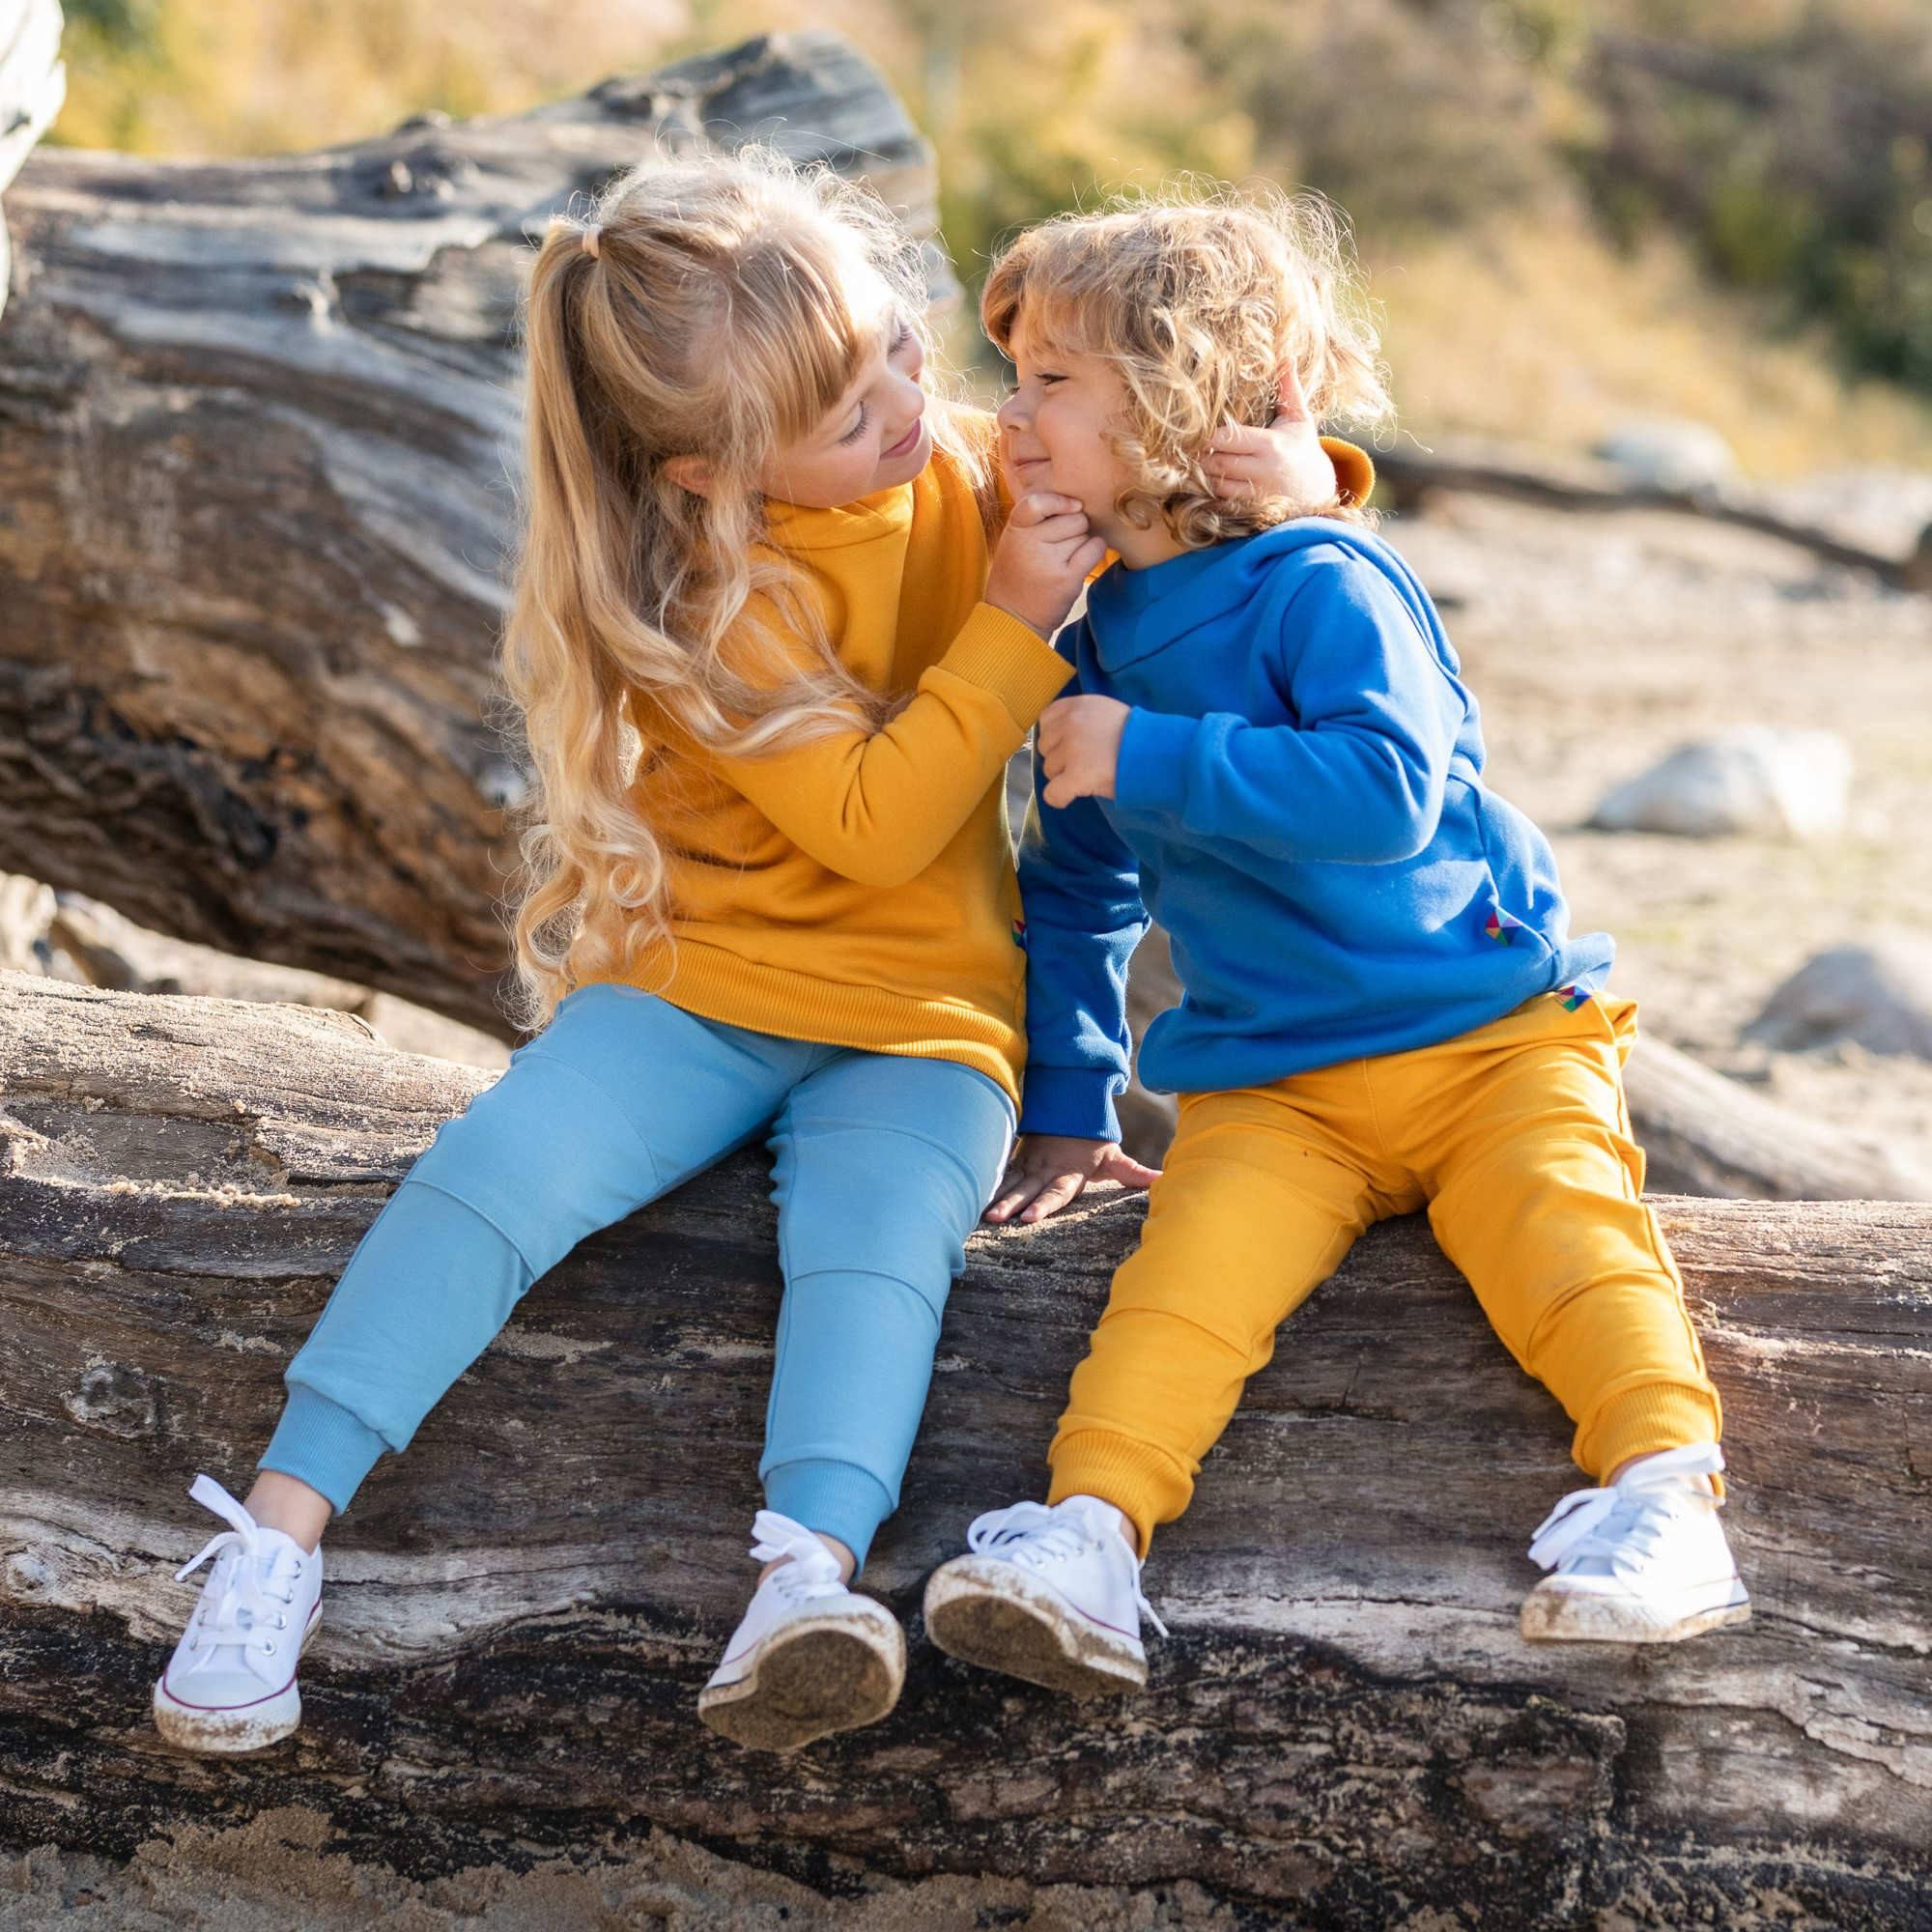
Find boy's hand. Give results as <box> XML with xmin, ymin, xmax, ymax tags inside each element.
<box><xmin>986</xmin><ymin>492</ymin><xmax>1109</xmax><ymax>639</ymax></box>
<box><xmin>1038</xmin><ymin>694</ymin><xmax>1130</xmax><ymax>807</ymax></box>
<box><xmin>982</xmin><ymin>1133</ymin><xmax>1161</xmax><ymax>1225</ymax></box>
<box><xmin>1206</xmin><ymin>362</ymin><xmax>1332</xmax><ymax>509</ymax></box>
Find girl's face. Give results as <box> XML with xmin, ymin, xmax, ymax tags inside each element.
<box><xmin>754</xmin><ymin>286</ymin><xmax>931</xmax><ymax>509</ymax></box>
<box><xmin>995</xmin><ymin>310</ymin><xmax>1137</xmax><ymax>538</ymax></box>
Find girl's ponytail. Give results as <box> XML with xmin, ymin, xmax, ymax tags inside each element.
<box><xmin>501</xmin><ymin>223</ymin><xmax>664</xmax><ymax>1030</ymax></box>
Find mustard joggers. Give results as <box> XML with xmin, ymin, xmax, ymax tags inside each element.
<box><xmin>1046</xmin><ymin>994</ymin><xmax>1722</xmax><ymax>1554</ymax></box>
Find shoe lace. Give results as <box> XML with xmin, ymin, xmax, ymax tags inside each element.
<box><xmin>1528</xmin><ymin>1442</ymin><xmax>1725</xmax><ymax>1576</ymax></box>
<box><xmin>966</xmin><ymin>1499</ymin><xmax>1169</xmax><ymax>1638</ymax></box>
<box><xmin>174</xmin><ymin>1474</ymin><xmax>301</xmax><ymax>1658</ymax></box>
<box><xmin>748</xmin><ymin>1509</ymin><xmax>845</xmax><ymax>1606</ymax></box>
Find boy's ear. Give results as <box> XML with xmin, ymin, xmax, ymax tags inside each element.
<box><xmin>662</xmin><ymin>455</ymin><xmax>714</xmax><ymax>497</ymax></box>
<box><xmin>1273</xmin><ymin>360</ymin><xmax>1312</xmax><ymax>426</ymax></box>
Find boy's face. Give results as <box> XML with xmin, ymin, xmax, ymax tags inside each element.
<box><xmin>996</xmin><ymin>310</ymin><xmax>1137</xmax><ymax>535</ymax></box>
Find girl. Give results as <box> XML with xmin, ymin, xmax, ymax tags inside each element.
<box><xmin>150</xmin><ymin>151</ymin><xmax>1367</xmax><ymax>1756</ymax></box>
<box><xmin>924</xmin><ymin>189</ymin><xmax>1747</xmax><ymax>1700</ymax></box>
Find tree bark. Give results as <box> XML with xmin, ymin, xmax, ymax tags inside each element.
<box><xmin>2</xmin><ymin>973</ymin><xmax>1927</xmax><ymax>1925</ymax></box>
<box><xmin>0</xmin><ymin>33</ymin><xmax>943</xmax><ymax>1035</ymax></box>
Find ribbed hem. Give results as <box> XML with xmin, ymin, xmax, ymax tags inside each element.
<box><xmin>607</xmin><ymin>938</ymin><xmax>1024</xmax><ymax>1113</ymax></box>
<box><xmin>1581</xmin><ymin>1382</ymin><xmax>1724</xmax><ymax>1495</ymax></box>
<box><xmin>259</xmin><ymin>1382</ymin><xmax>389</xmax><ymax>1517</ymax></box>
<box><xmin>763</xmin><ymin>1458</ymin><xmax>895</xmax><ymax>1571</ymax></box>
<box><xmin>937</xmin><ymin>602</ymin><xmax>1076</xmax><ymax>728</ymax></box>
<box><xmin>1321</xmin><ymin>435</ymin><xmax>1377</xmax><ymax>509</ymax></box>
<box><xmin>1047</xmin><ymin>1427</ymin><xmax>1192</xmax><ymax>1558</ymax></box>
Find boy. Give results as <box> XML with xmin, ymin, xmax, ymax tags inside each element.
<box><xmin>924</xmin><ymin>192</ymin><xmax>1747</xmax><ymax>1698</ymax></box>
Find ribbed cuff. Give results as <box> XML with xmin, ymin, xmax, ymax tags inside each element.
<box><xmin>259</xmin><ymin>1382</ymin><xmax>390</xmax><ymax>1517</ymax></box>
<box><xmin>1047</xmin><ymin>1428</ymin><xmax>1193</xmax><ymax>1558</ymax></box>
<box><xmin>1018</xmin><ymin>1064</ymin><xmax>1123</xmax><ymax>1144</ymax></box>
<box><xmin>763</xmin><ymin>1458</ymin><xmax>895</xmax><ymax>1572</ymax></box>
<box><xmin>1113</xmin><ymin>708</ymin><xmax>1197</xmax><ymax>827</ymax></box>
<box><xmin>939</xmin><ymin>603</ymin><xmax>1076</xmax><ymax>728</ymax></box>
<box><xmin>1581</xmin><ymin>1382</ymin><xmax>1723</xmax><ymax>1495</ymax></box>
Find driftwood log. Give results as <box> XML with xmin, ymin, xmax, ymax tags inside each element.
<box><xmin>0</xmin><ymin>32</ymin><xmax>940</xmax><ymax>1035</ymax></box>
<box><xmin>1372</xmin><ymin>440</ymin><xmax>1932</xmax><ymax>590</ymax></box>
<box><xmin>1</xmin><ymin>972</ymin><xmax>1928</xmax><ymax>1925</ymax></box>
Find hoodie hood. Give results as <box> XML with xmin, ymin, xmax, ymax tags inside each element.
<box><xmin>1086</xmin><ymin>517</ymin><xmax>1460</xmax><ymax>682</ymax></box>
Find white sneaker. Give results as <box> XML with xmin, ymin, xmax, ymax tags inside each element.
<box><xmin>1520</xmin><ymin>1442</ymin><xmax>1750</xmax><ymax>1643</ymax></box>
<box><xmin>696</xmin><ymin>1511</ymin><xmax>906</xmax><ymax>1753</ymax></box>
<box><xmin>923</xmin><ymin>1495</ymin><xmax>1165</xmax><ymax>1699</ymax></box>
<box><xmin>151</xmin><ymin>1474</ymin><xmax>324</xmax><ymax>1753</ymax></box>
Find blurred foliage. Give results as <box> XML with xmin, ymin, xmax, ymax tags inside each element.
<box><xmin>42</xmin><ymin>0</ymin><xmax>1932</xmax><ymax>449</ymax></box>
<box><xmin>1575</xmin><ymin>1</ymin><xmax>1932</xmax><ymax>389</ymax></box>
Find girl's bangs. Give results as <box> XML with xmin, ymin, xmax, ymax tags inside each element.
<box><xmin>769</xmin><ymin>251</ymin><xmax>890</xmax><ymax>443</ymax></box>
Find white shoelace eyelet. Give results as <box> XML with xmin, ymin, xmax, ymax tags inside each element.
<box><xmin>262</xmin><ymin>1641</ymin><xmax>275</xmax><ymax>1655</ymax></box>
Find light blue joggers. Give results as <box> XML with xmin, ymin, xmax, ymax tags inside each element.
<box><xmin>259</xmin><ymin>984</ymin><xmax>1015</xmax><ymax>1567</ymax></box>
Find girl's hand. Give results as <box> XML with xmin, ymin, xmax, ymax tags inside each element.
<box><xmin>1206</xmin><ymin>361</ymin><xmax>1333</xmax><ymax>510</ymax></box>
<box><xmin>1038</xmin><ymin>694</ymin><xmax>1131</xmax><ymax>808</ymax></box>
<box><xmin>982</xmin><ymin>1133</ymin><xmax>1161</xmax><ymax>1225</ymax></box>
<box><xmin>986</xmin><ymin>492</ymin><xmax>1109</xmax><ymax>639</ymax></box>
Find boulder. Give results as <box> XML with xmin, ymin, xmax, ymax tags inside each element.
<box><xmin>1746</xmin><ymin>936</ymin><xmax>1932</xmax><ymax>1061</ymax></box>
<box><xmin>1588</xmin><ymin>726</ymin><xmax>1852</xmax><ymax>839</ymax></box>
<box><xmin>1593</xmin><ymin>416</ymin><xmax>1739</xmax><ymax>496</ymax></box>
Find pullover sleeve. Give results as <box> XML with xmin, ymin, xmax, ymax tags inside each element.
<box><xmin>1109</xmin><ymin>556</ymin><xmax>1463</xmax><ymax>867</ymax></box>
<box><xmin>1015</xmin><ymin>623</ymin><xmax>1151</xmax><ymax>1143</ymax></box>
<box><xmin>715</xmin><ymin>597</ymin><xmax>1073</xmax><ymax>889</ymax></box>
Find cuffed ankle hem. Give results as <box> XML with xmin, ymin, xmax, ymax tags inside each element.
<box><xmin>1047</xmin><ymin>1428</ymin><xmax>1192</xmax><ymax>1557</ymax></box>
<box><xmin>1581</xmin><ymin>1383</ymin><xmax>1723</xmax><ymax>1494</ymax></box>
<box><xmin>762</xmin><ymin>1458</ymin><xmax>895</xmax><ymax>1571</ymax></box>
<box><xmin>259</xmin><ymin>1382</ymin><xmax>390</xmax><ymax>1516</ymax></box>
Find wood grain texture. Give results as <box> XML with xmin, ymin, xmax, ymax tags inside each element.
<box><xmin>2</xmin><ymin>974</ymin><xmax>1927</xmax><ymax>1925</ymax></box>
<box><xmin>0</xmin><ymin>33</ymin><xmax>941</xmax><ymax>1033</ymax></box>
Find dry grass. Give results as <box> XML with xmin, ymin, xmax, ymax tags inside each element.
<box><xmin>53</xmin><ymin>0</ymin><xmax>693</xmax><ymax>156</ymax></box>
<box><xmin>1371</xmin><ymin>212</ymin><xmax>1932</xmax><ymax>475</ymax></box>
<box><xmin>51</xmin><ymin>4</ymin><xmax>1932</xmax><ymax>477</ymax></box>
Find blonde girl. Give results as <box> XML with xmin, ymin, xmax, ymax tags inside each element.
<box><xmin>148</xmin><ymin>153</ymin><xmax>1366</xmax><ymax>1758</ymax></box>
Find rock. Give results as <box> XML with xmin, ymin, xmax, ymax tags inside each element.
<box><xmin>1588</xmin><ymin>727</ymin><xmax>1852</xmax><ymax>839</ymax></box>
<box><xmin>1745</xmin><ymin>937</ymin><xmax>1932</xmax><ymax>1060</ymax></box>
<box><xmin>1593</xmin><ymin>416</ymin><xmax>1739</xmax><ymax>495</ymax></box>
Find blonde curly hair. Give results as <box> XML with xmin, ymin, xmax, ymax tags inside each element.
<box><xmin>981</xmin><ymin>183</ymin><xmax>1392</xmax><ymax>548</ymax></box>
<box><xmin>500</xmin><ymin>146</ymin><xmax>988</xmax><ymax>1031</ymax></box>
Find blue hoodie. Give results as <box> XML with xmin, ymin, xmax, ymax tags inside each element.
<box><xmin>1017</xmin><ymin>519</ymin><xmax>1614</xmax><ymax>1143</ymax></box>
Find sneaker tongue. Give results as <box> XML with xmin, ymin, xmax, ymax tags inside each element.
<box><xmin>1056</xmin><ymin>1496</ymin><xmax>1122</xmax><ymax>1544</ymax></box>
<box><xmin>767</xmin><ymin>1540</ymin><xmax>842</xmax><ymax>1594</ymax></box>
